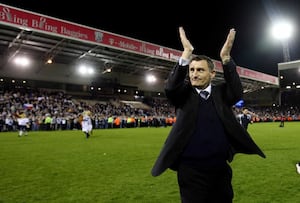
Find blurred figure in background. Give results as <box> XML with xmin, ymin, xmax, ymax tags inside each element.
<box><xmin>279</xmin><ymin>114</ymin><xmax>285</xmax><ymax>127</ymax></box>
<box><xmin>236</xmin><ymin>108</ymin><xmax>254</xmax><ymax>130</ymax></box>
<box><xmin>15</xmin><ymin>110</ymin><xmax>30</xmax><ymax>137</ymax></box>
<box><xmin>81</xmin><ymin>110</ymin><xmax>93</xmax><ymax>139</ymax></box>
<box><xmin>296</xmin><ymin>162</ymin><xmax>300</xmax><ymax>174</ymax></box>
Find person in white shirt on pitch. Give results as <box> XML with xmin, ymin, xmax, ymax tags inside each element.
<box><xmin>16</xmin><ymin>111</ymin><xmax>30</xmax><ymax>137</ymax></box>
<box><xmin>296</xmin><ymin>162</ymin><xmax>300</xmax><ymax>174</ymax></box>
<box><xmin>81</xmin><ymin>111</ymin><xmax>93</xmax><ymax>139</ymax></box>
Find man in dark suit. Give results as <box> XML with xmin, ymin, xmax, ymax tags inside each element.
<box><xmin>151</xmin><ymin>27</ymin><xmax>266</xmax><ymax>203</ymax></box>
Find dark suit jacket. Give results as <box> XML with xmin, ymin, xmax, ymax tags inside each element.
<box><xmin>151</xmin><ymin>59</ymin><xmax>266</xmax><ymax>177</ymax></box>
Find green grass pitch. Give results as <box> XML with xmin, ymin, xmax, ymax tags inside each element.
<box><xmin>0</xmin><ymin>122</ymin><xmax>300</xmax><ymax>203</ymax></box>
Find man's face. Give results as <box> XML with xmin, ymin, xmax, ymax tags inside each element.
<box><xmin>189</xmin><ymin>60</ymin><xmax>215</xmax><ymax>89</ymax></box>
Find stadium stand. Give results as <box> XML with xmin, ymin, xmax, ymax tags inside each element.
<box><xmin>0</xmin><ymin>3</ymin><xmax>299</xmax><ymax>133</ymax></box>
<box><xmin>0</xmin><ymin>3</ymin><xmax>278</xmax><ymax>98</ymax></box>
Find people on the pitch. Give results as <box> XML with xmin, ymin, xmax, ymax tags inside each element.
<box><xmin>81</xmin><ymin>110</ymin><xmax>93</xmax><ymax>139</ymax></box>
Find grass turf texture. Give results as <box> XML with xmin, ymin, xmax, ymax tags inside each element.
<box><xmin>0</xmin><ymin>122</ymin><xmax>300</xmax><ymax>203</ymax></box>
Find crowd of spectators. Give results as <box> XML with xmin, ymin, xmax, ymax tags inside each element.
<box><xmin>233</xmin><ymin>105</ymin><xmax>300</xmax><ymax>123</ymax></box>
<box><xmin>0</xmin><ymin>88</ymin><xmax>299</xmax><ymax>132</ymax></box>
<box><xmin>0</xmin><ymin>88</ymin><xmax>176</xmax><ymax>132</ymax></box>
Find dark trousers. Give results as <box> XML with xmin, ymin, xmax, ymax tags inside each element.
<box><xmin>177</xmin><ymin>163</ymin><xmax>233</xmax><ymax>203</ymax></box>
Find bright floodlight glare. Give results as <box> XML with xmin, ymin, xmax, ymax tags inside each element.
<box><xmin>14</xmin><ymin>56</ymin><xmax>30</xmax><ymax>67</ymax></box>
<box><xmin>271</xmin><ymin>20</ymin><xmax>293</xmax><ymax>40</ymax></box>
<box><xmin>146</xmin><ymin>74</ymin><xmax>157</xmax><ymax>83</ymax></box>
<box><xmin>78</xmin><ymin>65</ymin><xmax>94</xmax><ymax>75</ymax></box>
<box><xmin>46</xmin><ymin>59</ymin><xmax>53</xmax><ymax>64</ymax></box>
<box><xmin>87</xmin><ymin>68</ymin><xmax>94</xmax><ymax>74</ymax></box>
<box><xmin>78</xmin><ymin>65</ymin><xmax>88</xmax><ymax>74</ymax></box>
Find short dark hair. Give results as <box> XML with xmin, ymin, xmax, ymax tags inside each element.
<box><xmin>190</xmin><ymin>55</ymin><xmax>215</xmax><ymax>72</ymax></box>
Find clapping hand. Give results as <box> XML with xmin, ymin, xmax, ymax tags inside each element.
<box><xmin>220</xmin><ymin>28</ymin><xmax>236</xmax><ymax>63</ymax></box>
<box><xmin>179</xmin><ymin>27</ymin><xmax>194</xmax><ymax>60</ymax></box>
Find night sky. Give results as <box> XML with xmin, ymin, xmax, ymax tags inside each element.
<box><xmin>1</xmin><ymin>0</ymin><xmax>300</xmax><ymax>76</ymax></box>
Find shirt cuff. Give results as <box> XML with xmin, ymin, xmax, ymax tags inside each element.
<box><xmin>179</xmin><ymin>57</ymin><xmax>190</xmax><ymax>66</ymax></box>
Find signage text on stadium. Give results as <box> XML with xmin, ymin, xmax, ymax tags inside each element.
<box><xmin>0</xmin><ymin>3</ymin><xmax>278</xmax><ymax>85</ymax></box>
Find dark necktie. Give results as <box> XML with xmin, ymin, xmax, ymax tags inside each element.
<box><xmin>200</xmin><ymin>90</ymin><xmax>209</xmax><ymax>100</ymax></box>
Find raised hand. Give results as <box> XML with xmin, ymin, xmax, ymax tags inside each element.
<box><xmin>179</xmin><ymin>27</ymin><xmax>194</xmax><ymax>60</ymax></box>
<box><xmin>220</xmin><ymin>28</ymin><xmax>236</xmax><ymax>63</ymax></box>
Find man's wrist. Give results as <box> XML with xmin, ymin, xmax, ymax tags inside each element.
<box><xmin>179</xmin><ymin>57</ymin><xmax>190</xmax><ymax>66</ymax></box>
<box><xmin>222</xmin><ymin>56</ymin><xmax>231</xmax><ymax>64</ymax></box>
